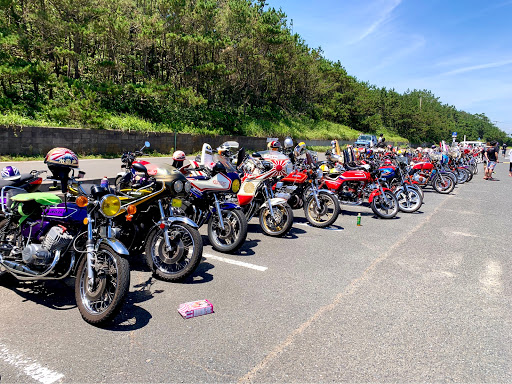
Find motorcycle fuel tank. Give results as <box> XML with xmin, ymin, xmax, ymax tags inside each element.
<box><xmin>188</xmin><ymin>173</ymin><xmax>233</xmax><ymax>192</ymax></box>
<box><xmin>412</xmin><ymin>162</ymin><xmax>434</xmax><ymax>171</ymax></box>
<box><xmin>280</xmin><ymin>171</ymin><xmax>307</xmax><ymax>183</ymax></box>
<box><xmin>338</xmin><ymin>170</ymin><xmax>371</xmax><ymax>181</ymax></box>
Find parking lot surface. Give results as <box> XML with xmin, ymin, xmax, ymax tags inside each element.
<box><xmin>1</xmin><ymin>160</ymin><xmax>510</xmax><ymax>383</ymax></box>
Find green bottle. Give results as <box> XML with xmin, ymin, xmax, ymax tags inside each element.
<box><xmin>357</xmin><ymin>213</ymin><xmax>361</xmax><ymax>226</ymax></box>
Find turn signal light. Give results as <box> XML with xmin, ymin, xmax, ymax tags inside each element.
<box><xmin>76</xmin><ymin>196</ymin><xmax>88</xmax><ymax>207</ymax></box>
<box><xmin>159</xmin><ymin>223</ymin><xmax>166</xmax><ymax>229</ymax></box>
<box><xmin>126</xmin><ymin>205</ymin><xmax>137</xmax><ymax>215</ymax></box>
<box><xmin>83</xmin><ymin>218</ymin><xmax>89</xmax><ymax>225</ymax></box>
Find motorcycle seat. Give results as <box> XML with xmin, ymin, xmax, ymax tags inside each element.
<box><xmin>344</xmin><ymin>163</ymin><xmax>367</xmax><ymax>171</ymax></box>
<box><xmin>0</xmin><ymin>173</ymin><xmax>36</xmax><ymax>188</ymax></box>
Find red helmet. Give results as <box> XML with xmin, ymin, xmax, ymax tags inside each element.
<box><xmin>172</xmin><ymin>150</ymin><xmax>186</xmax><ymax>161</ymax></box>
<box><xmin>268</xmin><ymin>140</ymin><xmax>281</xmax><ymax>151</ymax></box>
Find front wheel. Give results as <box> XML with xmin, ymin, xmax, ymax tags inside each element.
<box><xmin>75</xmin><ymin>244</ymin><xmax>130</xmax><ymax>326</ymax></box>
<box><xmin>370</xmin><ymin>191</ymin><xmax>399</xmax><ymax>219</ymax></box>
<box><xmin>145</xmin><ymin>223</ymin><xmax>203</xmax><ymax>282</ymax></box>
<box><xmin>304</xmin><ymin>191</ymin><xmax>340</xmax><ymax>228</ymax></box>
<box><xmin>433</xmin><ymin>174</ymin><xmax>455</xmax><ymax>194</ymax></box>
<box><xmin>395</xmin><ymin>187</ymin><xmax>423</xmax><ymax>213</ymax></box>
<box><xmin>208</xmin><ymin>209</ymin><xmax>248</xmax><ymax>253</ymax></box>
<box><xmin>259</xmin><ymin>203</ymin><xmax>294</xmax><ymax>237</ymax></box>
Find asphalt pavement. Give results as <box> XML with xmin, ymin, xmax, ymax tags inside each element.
<box><xmin>0</xmin><ymin>159</ymin><xmax>511</xmax><ymax>383</ymax></box>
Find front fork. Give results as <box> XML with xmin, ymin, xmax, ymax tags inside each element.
<box><xmin>376</xmin><ymin>179</ymin><xmax>391</xmax><ymax>204</ymax></box>
<box><xmin>86</xmin><ymin>214</ymin><xmax>96</xmax><ymax>288</ymax></box>
<box><xmin>310</xmin><ymin>180</ymin><xmax>322</xmax><ymax>208</ymax></box>
<box><xmin>158</xmin><ymin>200</ymin><xmax>174</xmax><ymax>252</ymax></box>
<box><xmin>213</xmin><ymin>194</ymin><xmax>225</xmax><ymax>229</ymax></box>
<box><xmin>263</xmin><ymin>184</ymin><xmax>276</xmax><ymax>218</ymax></box>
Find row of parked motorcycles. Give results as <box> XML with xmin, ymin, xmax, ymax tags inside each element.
<box><xmin>0</xmin><ymin>139</ymin><xmax>477</xmax><ymax>326</ymax></box>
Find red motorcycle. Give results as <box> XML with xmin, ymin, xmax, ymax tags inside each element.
<box><xmin>321</xmin><ymin>163</ymin><xmax>399</xmax><ymax>219</ymax></box>
<box><xmin>273</xmin><ymin>151</ymin><xmax>340</xmax><ymax>228</ymax></box>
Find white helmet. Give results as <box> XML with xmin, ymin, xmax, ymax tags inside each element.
<box><xmin>284</xmin><ymin>137</ymin><xmax>294</xmax><ymax>149</ymax></box>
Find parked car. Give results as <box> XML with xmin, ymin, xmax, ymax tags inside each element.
<box><xmin>355</xmin><ymin>134</ymin><xmax>378</xmax><ymax>148</ymax></box>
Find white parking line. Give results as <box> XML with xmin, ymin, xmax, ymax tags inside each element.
<box><xmin>0</xmin><ymin>343</ymin><xmax>64</xmax><ymax>384</ymax></box>
<box><xmin>296</xmin><ymin>222</ymin><xmax>343</xmax><ymax>231</ymax></box>
<box><xmin>203</xmin><ymin>254</ymin><xmax>268</xmax><ymax>272</ymax></box>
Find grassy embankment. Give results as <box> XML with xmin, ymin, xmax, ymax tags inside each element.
<box><xmin>0</xmin><ymin>112</ymin><xmax>408</xmax><ymax>161</ymax></box>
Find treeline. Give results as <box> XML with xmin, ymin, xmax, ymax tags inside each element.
<box><xmin>0</xmin><ymin>0</ymin><xmax>509</xmax><ymax>143</ymax></box>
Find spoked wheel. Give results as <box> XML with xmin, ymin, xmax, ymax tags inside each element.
<box><xmin>75</xmin><ymin>244</ymin><xmax>130</xmax><ymax>326</ymax></box>
<box><xmin>208</xmin><ymin>209</ymin><xmax>248</xmax><ymax>253</ymax></box>
<box><xmin>304</xmin><ymin>191</ymin><xmax>340</xmax><ymax>228</ymax></box>
<box><xmin>370</xmin><ymin>191</ymin><xmax>399</xmax><ymax>219</ymax></box>
<box><xmin>0</xmin><ymin>219</ymin><xmax>19</xmax><ymax>285</ymax></box>
<box><xmin>145</xmin><ymin>223</ymin><xmax>203</xmax><ymax>282</ymax></box>
<box><xmin>395</xmin><ymin>187</ymin><xmax>423</xmax><ymax>213</ymax></box>
<box><xmin>433</xmin><ymin>174</ymin><xmax>455</xmax><ymax>194</ymax></box>
<box><xmin>259</xmin><ymin>203</ymin><xmax>294</xmax><ymax>237</ymax></box>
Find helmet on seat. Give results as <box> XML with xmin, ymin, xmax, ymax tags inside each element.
<box><xmin>172</xmin><ymin>150</ymin><xmax>186</xmax><ymax>168</ymax></box>
<box><xmin>284</xmin><ymin>137</ymin><xmax>294</xmax><ymax>149</ymax></box>
<box><xmin>44</xmin><ymin>147</ymin><xmax>79</xmax><ymax>193</ymax></box>
<box><xmin>294</xmin><ymin>142</ymin><xmax>306</xmax><ymax>158</ymax></box>
<box><xmin>268</xmin><ymin>140</ymin><xmax>281</xmax><ymax>151</ymax></box>
<box><xmin>1</xmin><ymin>166</ymin><xmax>20</xmax><ymax>180</ymax></box>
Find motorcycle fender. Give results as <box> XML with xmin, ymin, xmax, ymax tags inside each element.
<box><xmin>317</xmin><ymin>189</ymin><xmax>337</xmax><ymax>197</ymax></box>
<box><xmin>212</xmin><ymin>202</ymin><xmax>241</xmax><ymax>212</ymax></box>
<box><xmin>95</xmin><ymin>238</ymin><xmax>130</xmax><ymax>256</ymax></box>
<box><xmin>166</xmin><ymin>216</ymin><xmax>199</xmax><ymax>229</ymax></box>
<box><xmin>116</xmin><ymin>171</ymin><xmax>126</xmax><ymax>178</ymax></box>
<box><xmin>260</xmin><ymin>198</ymin><xmax>288</xmax><ymax>210</ymax></box>
<box><xmin>368</xmin><ymin>188</ymin><xmax>391</xmax><ymax>203</ymax></box>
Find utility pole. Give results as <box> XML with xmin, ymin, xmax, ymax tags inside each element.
<box><xmin>419</xmin><ymin>96</ymin><xmax>422</xmax><ymax>111</ymax></box>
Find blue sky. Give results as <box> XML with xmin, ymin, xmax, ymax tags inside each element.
<box><xmin>265</xmin><ymin>0</ymin><xmax>512</xmax><ymax>135</ymax></box>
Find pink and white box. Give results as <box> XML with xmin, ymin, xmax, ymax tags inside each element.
<box><xmin>178</xmin><ymin>299</ymin><xmax>214</xmax><ymax>319</ymax></box>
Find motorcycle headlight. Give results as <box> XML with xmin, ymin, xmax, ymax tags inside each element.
<box><xmin>184</xmin><ymin>181</ymin><xmax>191</xmax><ymax>193</ymax></box>
<box><xmin>316</xmin><ymin>168</ymin><xmax>323</xmax><ymax>179</ymax></box>
<box><xmin>100</xmin><ymin>194</ymin><xmax>121</xmax><ymax>218</ymax></box>
<box><xmin>285</xmin><ymin>162</ymin><xmax>294</xmax><ymax>175</ymax></box>
<box><xmin>231</xmin><ymin>179</ymin><xmax>241</xmax><ymax>193</ymax></box>
<box><xmin>174</xmin><ymin>180</ymin><xmax>184</xmax><ymax>193</ymax></box>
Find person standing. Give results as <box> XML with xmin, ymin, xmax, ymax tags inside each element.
<box><xmin>509</xmin><ymin>147</ymin><xmax>512</xmax><ymax>177</ymax></box>
<box><xmin>484</xmin><ymin>141</ymin><xmax>498</xmax><ymax>180</ymax></box>
<box><xmin>502</xmin><ymin>143</ymin><xmax>507</xmax><ymax>156</ymax></box>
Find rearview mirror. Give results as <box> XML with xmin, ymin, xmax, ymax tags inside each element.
<box><xmin>145</xmin><ymin>141</ymin><xmax>150</xmax><ymax>148</ymax></box>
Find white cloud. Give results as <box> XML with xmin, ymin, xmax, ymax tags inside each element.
<box><xmin>439</xmin><ymin>59</ymin><xmax>512</xmax><ymax>76</ymax></box>
<box><xmin>351</xmin><ymin>0</ymin><xmax>403</xmax><ymax>44</ymax></box>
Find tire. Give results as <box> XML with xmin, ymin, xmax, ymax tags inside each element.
<box><xmin>144</xmin><ymin>223</ymin><xmax>203</xmax><ymax>282</ymax></box>
<box><xmin>370</xmin><ymin>191</ymin><xmax>399</xmax><ymax>219</ymax></box>
<box><xmin>463</xmin><ymin>168</ymin><xmax>473</xmax><ymax>182</ymax></box>
<box><xmin>0</xmin><ymin>219</ymin><xmax>18</xmax><ymax>285</ymax></box>
<box><xmin>433</xmin><ymin>174</ymin><xmax>455</xmax><ymax>194</ymax></box>
<box><xmin>455</xmin><ymin>169</ymin><xmax>467</xmax><ymax>184</ymax></box>
<box><xmin>395</xmin><ymin>187</ymin><xmax>422</xmax><ymax>213</ymax></box>
<box><xmin>75</xmin><ymin>244</ymin><xmax>130</xmax><ymax>326</ymax></box>
<box><xmin>409</xmin><ymin>184</ymin><xmax>424</xmax><ymax>200</ymax></box>
<box><xmin>208</xmin><ymin>209</ymin><xmax>248</xmax><ymax>253</ymax></box>
<box><xmin>115</xmin><ymin>174</ymin><xmax>131</xmax><ymax>192</ymax></box>
<box><xmin>303</xmin><ymin>191</ymin><xmax>340</xmax><ymax>228</ymax></box>
<box><xmin>259</xmin><ymin>203</ymin><xmax>294</xmax><ymax>237</ymax></box>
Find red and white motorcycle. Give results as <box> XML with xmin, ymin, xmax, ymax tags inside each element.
<box><xmin>238</xmin><ymin>151</ymin><xmax>295</xmax><ymax>237</ymax></box>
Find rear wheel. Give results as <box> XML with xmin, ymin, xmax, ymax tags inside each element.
<box><xmin>145</xmin><ymin>223</ymin><xmax>203</xmax><ymax>282</ymax></box>
<box><xmin>75</xmin><ymin>244</ymin><xmax>130</xmax><ymax>326</ymax></box>
<box><xmin>370</xmin><ymin>191</ymin><xmax>398</xmax><ymax>219</ymax></box>
<box><xmin>395</xmin><ymin>187</ymin><xmax>422</xmax><ymax>213</ymax></box>
<box><xmin>259</xmin><ymin>203</ymin><xmax>294</xmax><ymax>237</ymax></box>
<box><xmin>304</xmin><ymin>191</ymin><xmax>340</xmax><ymax>228</ymax></box>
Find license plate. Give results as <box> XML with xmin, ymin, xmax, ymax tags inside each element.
<box><xmin>171</xmin><ymin>198</ymin><xmax>182</xmax><ymax>208</ymax></box>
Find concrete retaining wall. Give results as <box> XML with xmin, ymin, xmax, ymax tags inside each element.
<box><xmin>0</xmin><ymin>125</ymin><xmax>407</xmax><ymax>156</ymax></box>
